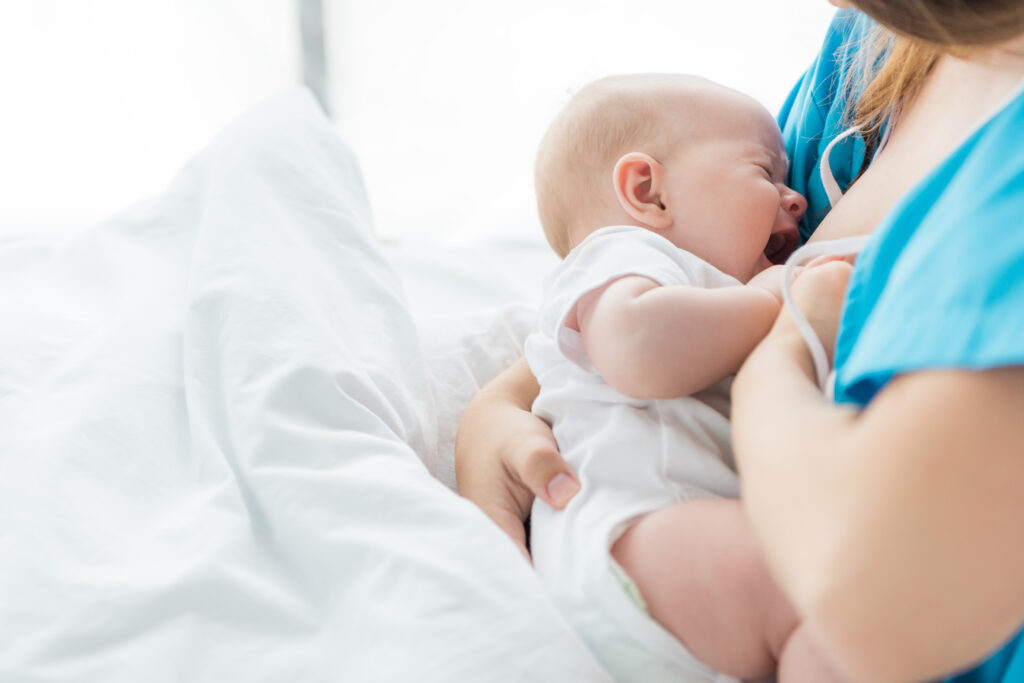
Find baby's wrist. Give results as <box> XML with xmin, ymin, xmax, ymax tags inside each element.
<box><xmin>747</xmin><ymin>283</ymin><xmax>783</xmax><ymax>308</ymax></box>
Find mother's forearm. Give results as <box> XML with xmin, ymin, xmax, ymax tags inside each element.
<box><xmin>732</xmin><ymin>326</ymin><xmax>861</xmax><ymax>610</ymax></box>
<box><xmin>734</xmin><ymin>329</ymin><xmax>1024</xmax><ymax>681</ymax></box>
<box><xmin>730</xmin><ymin>326</ymin><xmax>898</xmax><ymax>680</ymax></box>
<box><xmin>726</xmin><ymin>260</ymin><xmax>901</xmax><ymax>674</ymax></box>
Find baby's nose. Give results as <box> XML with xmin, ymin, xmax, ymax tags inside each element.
<box><xmin>782</xmin><ymin>187</ymin><xmax>808</xmax><ymax>220</ymax></box>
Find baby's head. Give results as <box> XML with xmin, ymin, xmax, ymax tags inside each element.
<box><xmin>535</xmin><ymin>74</ymin><xmax>805</xmax><ymax>283</ymax></box>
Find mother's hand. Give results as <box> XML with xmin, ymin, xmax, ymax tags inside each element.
<box><xmin>785</xmin><ymin>257</ymin><xmax>855</xmax><ymax>367</ymax></box>
<box><xmin>455</xmin><ymin>357</ymin><xmax>580</xmax><ymax>558</ymax></box>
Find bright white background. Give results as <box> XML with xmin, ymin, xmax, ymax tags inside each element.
<box><xmin>0</xmin><ymin>1</ymin><xmax>836</xmax><ymax>241</ymax></box>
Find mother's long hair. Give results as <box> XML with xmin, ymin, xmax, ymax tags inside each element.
<box><xmin>848</xmin><ymin>0</ymin><xmax>1024</xmax><ymax>159</ymax></box>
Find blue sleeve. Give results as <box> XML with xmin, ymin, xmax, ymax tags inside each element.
<box><xmin>943</xmin><ymin>631</ymin><xmax>1024</xmax><ymax>683</ymax></box>
<box><xmin>789</xmin><ymin>13</ymin><xmax>1024</xmax><ymax>681</ymax></box>
<box><xmin>831</xmin><ymin>92</ymin><xmax>1024</xmax><ymax>679</ymax></box>
<box><xmin>778</xmin><ymin>9</ymin><xmax>873</xmax><ymax>241</ymax></box>
<box><xmin>834</xmin><ymin>91</ymin><xmax>1024</xmax><ymax>406</ymax></box>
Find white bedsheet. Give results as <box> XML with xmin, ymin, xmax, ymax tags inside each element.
<box><xmin>0</xmin><ymin>90</ymin><xmax>609</xmax><ymax>682</ymax></box>
<box><xmin>383</xmin><ymin>238</ymin><xmax>558</xmax><ymax>489</ymax></box>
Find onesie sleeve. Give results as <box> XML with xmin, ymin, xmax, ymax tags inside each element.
<box><xmin>833</xmin><ymin>93</ymin><xmax>1024</xmax><ymax>405</ymax></box>
<box><xmin>537</xmin><ymin>226</ymin><xmax>734</xmax><ymax>371</ymax></box>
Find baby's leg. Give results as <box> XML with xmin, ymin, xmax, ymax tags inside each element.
<box><xmin>611</xmin><ymin>499</ymin><xmax>844</xmax><ymax>681</ymax></box>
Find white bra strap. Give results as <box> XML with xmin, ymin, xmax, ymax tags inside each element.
<box><xmin>819</xmin><ymin>126</ymin><xmax>862</xmax><ymax>208</ymax></box>
<box><xmin>781</xmin><ymin>235</ymin><xmax>871</xmax><ymax>392</ymax></box>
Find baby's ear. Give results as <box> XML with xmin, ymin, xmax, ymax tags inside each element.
<box><xmin>612</xmin><ymin>153</ymin><xmax>672</xmax><ymax>230</ymax></box>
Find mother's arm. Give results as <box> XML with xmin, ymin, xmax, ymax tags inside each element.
<box><xmin>733</xmin><ymin>265</ymin><xmax>1024</xmax><ymax>682</ymax></box>
<box><xmin>455</xmin><ymin>356</ymin><xmax>579</xmax><ymax>556</ymax></box>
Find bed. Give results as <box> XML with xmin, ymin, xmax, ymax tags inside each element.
<box><xmin>0</xmin><ymin>90</ymin><xmax>619</xmax><ymax>682</ymax></box>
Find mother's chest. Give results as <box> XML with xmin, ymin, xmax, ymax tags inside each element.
<box><xmin>813</xmin><ymin>144</ymin><xmax>948</xmax><ymax>242</ymax></box>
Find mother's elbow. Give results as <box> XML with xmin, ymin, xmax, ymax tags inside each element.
<box><xmin>801</xmin><ymin>592</ymin><xmax>900</xmax><ymax>682</ymax></box>
<box><xmin>799</xmin><ymin>566</ymin><xmax>960</xmax><ymax>683</ymax></box>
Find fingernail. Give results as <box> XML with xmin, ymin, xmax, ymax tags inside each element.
<box><xmin>546</xmin><ymin>473</ymin><xmax>580</xmax><ymax>507</ymax></box>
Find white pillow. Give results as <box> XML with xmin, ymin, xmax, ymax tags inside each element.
<box><xmin>0</xmin><ymin>89</ymin><xmax>609</xmax><ymax>683</ymax></box>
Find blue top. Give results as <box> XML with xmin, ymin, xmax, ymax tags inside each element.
<box><xmin>778</xmin><ymin>9</ymin><xmax>1024</xmax><ymax>681</ymax></box>
<box><xmin>778</xmin><ymin>9</ymin><xmax>873</xmax><ymax>242</ymax></box>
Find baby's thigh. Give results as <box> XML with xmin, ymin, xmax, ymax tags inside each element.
<box><xmin>611</xmin><ymin>499</ymin><xmax>798</xmax><ymax>679</ymax></box>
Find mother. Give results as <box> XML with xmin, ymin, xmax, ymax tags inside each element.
<box><xmin>455</xmin><ymin>1</ymin><xmax>1024</xmax><ymax>680</ymax></box>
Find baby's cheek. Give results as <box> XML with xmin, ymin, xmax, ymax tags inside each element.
<box><xmin>742</xmin><ymin>187</ymin><xmax>780</xmax><ymax>233</ymax></box>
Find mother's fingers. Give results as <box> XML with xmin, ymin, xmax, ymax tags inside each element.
<box><xmin>455</xmin><ymin>399</ymin><xmax>579</xmax><ymax>558</ymax></box>
<box><xmin>485</xmin><ymin>499</ymin><xmax>533</xmax><ymax>562</ymax></box>
<box><xmin>792</xmin><ymin>260</ymin><xmax>854</xmax><ymax>297</ymax></box>
<box><xmin>514</xmin><ymin>435</ymin><xmax>580</xmax><ymax>510</ymax></box>
<box><xmin>786</xmin><ymin>261</ymin><xmax>855</xmax><ymax>364</ymax></box>
<box><xmin>456</xmin><ymin>444</ymin><xmax>533</xmax><ymax>557</ymax></box>
<box><xmin>803</xmin><ymin>252</ymin><xmax>857</xmax><ymax>270</ymax></box>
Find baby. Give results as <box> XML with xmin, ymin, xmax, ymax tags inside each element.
<box><xmin>524</xmin><ymin>74</ymin><xmax>845</xmax><ymax>682</ymax></box>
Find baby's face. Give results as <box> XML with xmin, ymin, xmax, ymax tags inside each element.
<box><xmin>657</xmin><ymin>97</ymin><xmax>805</xmax><ymax>283</ymax></box>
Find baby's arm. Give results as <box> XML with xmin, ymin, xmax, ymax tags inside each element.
<box><xmin>575</xmin><ymin>271</ymin><xmax>781</xmax><ymax>399</ymax></box>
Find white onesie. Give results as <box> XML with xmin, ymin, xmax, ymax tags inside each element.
<box><xmin>525</xmin><ymin>225</ymin><xmax>743</xmax><ymax>683</ymax></box>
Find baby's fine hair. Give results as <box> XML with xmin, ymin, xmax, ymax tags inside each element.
<box><xmin>534</xmin><ymin>74</ymin><xmax>713</xmax><ymax>258</ymax></box>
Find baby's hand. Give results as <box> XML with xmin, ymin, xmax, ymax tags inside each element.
<box><xmin>746</xmin><ymin>265</ymin><xmax>797</xmax><ymax>304</ymax></box>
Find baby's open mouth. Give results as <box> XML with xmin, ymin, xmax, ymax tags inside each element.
<box><xmin>764</xmin><ymin>228</ymin><xmax>799</xmax><ymax>265</ymax></box>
